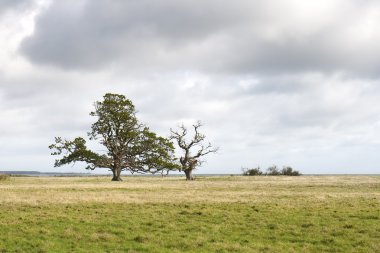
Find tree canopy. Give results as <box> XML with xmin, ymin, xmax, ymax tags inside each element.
<box><xmin>49</xmin><ymin>93</ymin><xmax>179</xmax><ymax>181</ymax></box>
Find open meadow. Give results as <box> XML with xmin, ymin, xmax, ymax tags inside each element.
<box><xmin>0</xmin><ymin>175</ymin><xmax>379</xmax><ymax>252</ymax></box>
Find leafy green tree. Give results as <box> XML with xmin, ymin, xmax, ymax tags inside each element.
<box><xmin>170</xmin><ymin>121</ymin><xmax>218</xmax><ymax>180</ymax></box>
<box><xmin>49</xmin><ymin>93</ymin><xmax>178</xmax><ymax>181</ymax></box>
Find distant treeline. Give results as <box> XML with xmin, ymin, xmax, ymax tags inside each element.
<box><xmin>242</xmin><ymin>166</ymin><xmax>301</xmax><ymax>176</ymax></box>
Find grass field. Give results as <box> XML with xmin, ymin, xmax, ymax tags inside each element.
<box><xmin>0</xmin><ymin>175</ymin><xmax>379</xmax><ymax>252</ymax></box>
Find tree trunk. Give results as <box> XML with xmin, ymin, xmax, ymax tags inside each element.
<box><xmin>111</xmin><ymin>167</ymin><xmax>123</xmax><ymax>181</ymax></box>
<box><xmin>184</xmin><ymin>170</ymin><xmax>194</xmax><ymax>180</ymax></box>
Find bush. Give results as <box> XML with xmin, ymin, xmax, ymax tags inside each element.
<box><xmin>242</xmin><ymin>167</ymin><xmax>263</xmax><ymax>176</ymax></box>
<box><xmin>266</xmin><ymin>165</ymin><xmax>281</xmax><ymax>175</ymax></box>
<box><xmin>281</xmin><ymin>166</ymin><xmax>301</xmax><ymax>176</ymax></box>
<box><xmin>242</xmin><ymin>165</ymin><xmax>301</xmax><ymax>176</ymax></box>
<box><xmin>0</xmin><ymin>174</ymin><xmax>10</xmax><ymax>181</ymax></box>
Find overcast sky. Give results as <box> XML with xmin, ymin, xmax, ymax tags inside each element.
<box><xmin>1</xmin><ymin>0</ymin><xmax>380</xmax><ymax>174</ymax></box>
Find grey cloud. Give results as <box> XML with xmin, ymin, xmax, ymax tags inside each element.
<box><xmin>222</xmin><ymin>33</ymin><xmax>380</xmax><ymax>77</ymax></box>
<box><xmin>21</xmin><ymin>0</ymin><xmax>251</xmax><ymax>70</ymax></box>
<box><xmin>0</xmin><ymin>0</ymin><xmax>36</xmax><ymax>15</ymax></box>
<box><xmin>246</xmin><ymin>75</ymin><xmax>310</xmax><ymax>94</ymax></box>
<box><xmin>20</xmin><ymin>0</ymin><xmax>380</xmax><ymax>77</ymax></box>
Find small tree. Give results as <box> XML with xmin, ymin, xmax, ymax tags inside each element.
<box><xmin>49</xmin><ymin>93</ymin><xmax>178</xmax><ymax>181</ymax></box>
<box><xmin>170</xmin><ymin>121</ymin><xmax>218</xmax><ymax>180</ymax></box>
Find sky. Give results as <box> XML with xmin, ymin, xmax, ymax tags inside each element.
<box><xmin>1</xmin><ymin>0</ymin><xmax>380</xmax><ymax>174</ymax></box>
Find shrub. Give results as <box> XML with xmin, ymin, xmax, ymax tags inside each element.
<box><xmin>242</xmin><ymin>165</ymin><xmax>302</xmax><ymax>176</ymax></box>
<box><xmin>242</xmin><ymin>167</ymin><xmax>263</xmax><ymax>176</ymax></box>
<box><xmin>266</xmin><ymin>165</ymin><xmax>281</xmax><ymax>175</ymax></box>
<box><xmin>281</xmin><ymin>166</ymin><xmax>301</xmax><ymax>176</ymax></box>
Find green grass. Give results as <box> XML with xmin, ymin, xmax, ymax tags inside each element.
<box><xmin>0</xmin><ymin>176</ymin><xmax>379</xmax><ymax>252</ymax></box>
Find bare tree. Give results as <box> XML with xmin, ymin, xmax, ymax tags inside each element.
<box><xmin>170</xmin><ymin>121</ymin><xmax>218</xmax><ymax>180</ymax></box>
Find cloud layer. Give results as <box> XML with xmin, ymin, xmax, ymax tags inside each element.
<box><xmin>21</xmin><ymin>0</ymin><xmax>380</xmax><ymax>77</ymax></box>
<box><xmin>1</xmin><ymin>0</ymin><xmax>380</xmax><ymax>174</ymax></box>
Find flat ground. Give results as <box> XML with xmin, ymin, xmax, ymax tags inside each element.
<box><xmin>0</xmin><ymin>175</ymin><xmax>379</xmax><ymax>252</ymax></box>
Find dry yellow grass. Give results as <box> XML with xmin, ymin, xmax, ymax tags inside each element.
<box><xmin>0</xmin><ymin>175</ymin><xmax>378</xmax><ymax>205</ymax></box>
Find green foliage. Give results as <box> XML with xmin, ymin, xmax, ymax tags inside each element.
<box><xmin>49</xmin><ymin>137</ymin><xmax>105</xmax><ymax>170</ymax></box>
<box><xmin>49</xmin><ymin>93</ymin><xmax>178</xmax><ymax>180</ymax></box>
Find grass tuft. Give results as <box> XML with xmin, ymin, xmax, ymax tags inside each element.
<box><xmin>133</xmin><ymin>235</ymin><xmax>149</xmax><ymax>243</ymax></box>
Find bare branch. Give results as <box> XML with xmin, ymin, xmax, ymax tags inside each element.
<box><xmin>170</xmin><ymin>121</ymin><xmax>217</xmax><ymax>180</ymax></box>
